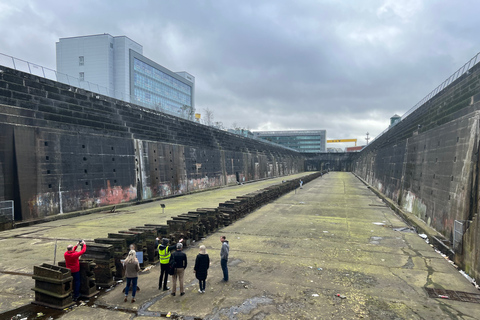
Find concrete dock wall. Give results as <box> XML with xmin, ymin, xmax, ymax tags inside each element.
<box><xmin>0</xmin><ymin>66</ymin><xmax>304</xmax><ymax>223</ymax></box>
<box><xmin>352</xmin><ymin>61</ymin><xmax>480</xmax><ymax>281</ymax></box>
<box><xmin>303</xmin><ymin>152</ymin><xmax>355</xmax><ymax>172</ymax></box>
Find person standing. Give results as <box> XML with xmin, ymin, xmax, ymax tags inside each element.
<box><xmin>64</xmin><ymin>240</ymin><xmax>87</xmax><ymax>301</ymax></box>
<box><xmin>156</xmin><ymin>238</ymin><xmax>175</xmax><ymax>291</ymax></box>
<box><xmin>300</xmin><ymin>179</ymin><xmax>303</xmax><ymax>189</ymax></box>
<box><xmin>220</xmin><ymin>236</ymin><xmax>229</xmax><ymax>282</ymax></box>
<box><xmin>171</xmin><ymin>242</ymin><xmax>187</xmax><ymax>296</ymax></box>
<box><xmin>194</xmin><ymin>245</ymin><xmax>210</xmax><ymax>293</ymax></box>
<box><xmin>124</xmin><ymin>250</ymin><xmax>141</xmax><ymax>303</ymax></box>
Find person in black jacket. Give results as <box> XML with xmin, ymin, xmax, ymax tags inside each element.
<box><xmin>194</xmin><ymin>245</ymin><xmax>210</xmax><ymax>293</ymax></box>
<box><xmin>171</xmin><ymin>242</ymin><xmax>187</xmax><ymax>296</ymax></box>
<box><xmin>155</xmin><ymin>238</ymin><xmax>180</xmax><ymax>291</ymax></box>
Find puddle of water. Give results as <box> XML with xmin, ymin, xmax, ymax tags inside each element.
<box><xmin>401</xmin><ymin>256</ymin><xmax>415</xmax><ymax>269</ymax></box>
<box><xmin>209</xmin><ymin>296</ymin><xmax>274</xmax><ymax>320</ymax></box>
<box><xmin>369</xmin><ymin>236</ymin><xmax>382</xmax><ymax>245</ymax></box>
<box><xmin>393</xmin><ymin>227</ymin><xmax>415</xmax><ymax>233</ymax></box>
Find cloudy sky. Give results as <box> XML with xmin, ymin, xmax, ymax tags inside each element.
<box><xmin>0</xmin><ymin>1</ymin><xmax>479</xmax><ymax>148</ymax></box>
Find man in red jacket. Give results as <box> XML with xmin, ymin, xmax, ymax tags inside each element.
<box><xmin>64</xmin><ymin>240</ymin><xmax>86</xmax><ymax>301</ymax></box>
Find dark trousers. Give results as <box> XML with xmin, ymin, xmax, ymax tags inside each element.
<box><xmin>199</xmin><ymin>279</ymin><xmax>206</xmax><ymax>291</ymax></box>
<box><xmin>125</xmin><ymin>277</ymin><xmax>138</xmax><ymax>297</ymax></box>
<box><xmin>72</xmin><ymin>271</ymin><xmax>81</xmax><ymax>299</ymax></box>
<box><xmin>221</xmin><ymin>259</ymin><xmax>228</xmax><ymax>281</ymax></box>
<box><xmin>159</xmin><ymin>263</ymin><xmax>169</xmax><ymax>289</ymax></box>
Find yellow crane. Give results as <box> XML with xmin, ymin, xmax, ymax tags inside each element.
<box><xmin>327</xmin><ymin>139</ymin><xmax>357</xmax><ymax>146</ymax></box>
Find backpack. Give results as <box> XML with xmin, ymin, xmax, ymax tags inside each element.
<box><xmin>168</xmin><ymin>252</ymin><xmax>176</xmax><ymax>275</ymax></box>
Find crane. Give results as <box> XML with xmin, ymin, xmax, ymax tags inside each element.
<box><xmin>327</xmin><ymin>139</ymin><xmax>357</xmax><ymax>146</ymax></box>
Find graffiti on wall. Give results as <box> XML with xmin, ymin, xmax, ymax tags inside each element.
<box><xmin>97</xmin><ymin>181</ymin><xmax>137</xmax><ymax>206</ymax></box>
<box><xmin>402</xmin><ymin>190</ymin><xmax>427</xmax><ymax>221</ymax></box>
<box><xmin>28</xmin><ymin>182</ymin><xmax>138</xmax><ymax>217</ymax></box>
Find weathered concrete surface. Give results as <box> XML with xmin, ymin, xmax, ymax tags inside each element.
<box><xmin>2</xmin><ymin>172</ymin><xmax>480</xmax><ymax>319</ymax></box>
<box><xmin>0</xmin><ymin>173</ymin><xmax>308</xmax><ymax>314</ymax></box>
<box><xmin>73</xmin><ymin>173</ymin><xmax>480</xmax><ymax>319</ymax></box>
<box><xmin>58</xmin><ymin>306</ymin><xmax>133</xmax><ymax>320</ymax></box>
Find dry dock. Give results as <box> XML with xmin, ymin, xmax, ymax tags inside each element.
<box><xmin>1</xmin><ymin>172</ymin><xmax>479</xmax><ymax>319</ymax></box>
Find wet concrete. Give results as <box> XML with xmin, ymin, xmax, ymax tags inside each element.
<box><xmin>2</xmin><ymin>172</ymin><xmax>480</xmax><ymax>319</ymax></box>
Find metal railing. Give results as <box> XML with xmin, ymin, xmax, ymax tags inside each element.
<box><xmin>0</xmin><ymin>200</ymin><xmax>14</xmax><ymax>224</ymax></box>
<box><xmin>367</xmin><ymin>51</ymin><xmax>480</xmax><ymax>146</ymax></box>
<box><xmin>0</xmin><ymin>52</ymin><xmax>195</xmax><ymax>121</ymax></box>
<box><xmin>453</xmin><ymin>220</ymin><xmax>471</xmax><ymax>253</ymax></box>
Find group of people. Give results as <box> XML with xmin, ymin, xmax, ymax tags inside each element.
<box><xmin>63</xmin><ymin>235</ymin><xmax>230</xmax><ymax>303</ymax></box>
<box><xmin>157</xmin><ymin>235</ymin><xmax>230</xmax><ymax>297</ymax></box>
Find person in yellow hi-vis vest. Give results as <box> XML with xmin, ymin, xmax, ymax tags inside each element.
<box><xmin>156</xmin><ymin>238</ymin><xmax>176</xmax><ymax>290</ymax></box>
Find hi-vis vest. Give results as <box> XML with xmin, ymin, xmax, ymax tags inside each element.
<box><xmin>159</xmin><ymin>246</ymin><xmax>170</xmax><ymax>264</ymax></box>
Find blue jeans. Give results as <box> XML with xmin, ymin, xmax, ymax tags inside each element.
<box><xmin>125</xmin><ymin>277</ymin><xmax>138</xmax><ymax>297</ymax></box>
<box><xmin>72</xmin><ymin>271</ymin><xmax>81</xmax><ymax>299</ymax></box>
<box><xmin>221</xmin><ymin>259</ymin><xmax>228</xmax><ymax>281</ymax></box>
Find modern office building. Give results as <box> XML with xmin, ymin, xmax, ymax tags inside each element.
<box><xmin>253</xmin><ymin>130</ymin><xmax>326</xmax><ymax>153</ymax></box>
<box><xmin>56</xmin><ymin>34</ymin><xmax>195</xmax><ymax>114</ymax></box>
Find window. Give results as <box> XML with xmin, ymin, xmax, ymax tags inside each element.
<box><xmin>79</xmin><ymin>56</ymin><xmax>84</xmax><ymax>66</ymax></box>
<box><xmin>79</xmin><ymin>72</ymin><xmax>84</xmax><ymax>81</ymax></box>
<box><xmin>110</xmin><ymin>43</ymin><xmax>113</xmax><ymax>49</ymax></box>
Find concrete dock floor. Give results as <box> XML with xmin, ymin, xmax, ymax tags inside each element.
<box><xmin>1</xmin><ymin>172</ymin><xmax>480</xmax><ymax>319</ymax></box>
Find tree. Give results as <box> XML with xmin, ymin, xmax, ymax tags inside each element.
<box><xmin>180</xmin><ymin>105</ymin><xmax>195</xmax><ymax>121</ymax></box>
<box><xmin>203</xmin><ymin>108</ymin><xmax>214</xmax><ymax>126</ymax></box>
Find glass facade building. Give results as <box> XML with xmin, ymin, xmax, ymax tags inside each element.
<box><xmin>132</xmin><ymin>57</ymin><xmax>193</xmax><ymax>113</ymax></box>
<box><xmin>56</xmin><ymin>34</ymin><xmax>194</xmax><ymax>115</ymax></box>
<box><xmin>253</xmin><ymin>130</ymin><xmax>326</xmax><ymax>153</ymax></box>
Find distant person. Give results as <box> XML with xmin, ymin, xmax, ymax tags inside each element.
<box><xmin>156</xmin><ymin>238</ymin><xmax>176</xmax><ymax>291</ymax></box>
<box><xmin>220</xmin><ymin>236</ymin><xmax>229</xmax><ymax>282</ymax></box>
<box><xmin>123</xmin><ymin>250</ymin><xmax>140</xmax><ymax>303</ymax></box>
<box><xmin>64</xmin><ymin>240</ymin><xmax>86</xmax><ymax>301</ymax></box>
<box><xmin>171</xmin><ymin>242</ymin><xmax>187</xmax><ymax>296</ymax></box>
<box><xmin>194</xmin><ymin>245</ymin><xmax>210</xmax><ymax>293</ymax></box>
<box><xmin>299</xmin><ymin>179</ymin><xmax>303</xmax><ymax>189</ymax></box>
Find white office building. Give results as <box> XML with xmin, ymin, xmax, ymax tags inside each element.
<box><xmin>56</xmin><ymin>34</ymin><xmax>195</xmax><ymax>114</ymax></box>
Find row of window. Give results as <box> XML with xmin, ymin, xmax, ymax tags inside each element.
<box><xmin>298</xmin><ymin>145</ymin><xmax>324</xmax><ymax>148</ymax></box>
<box><xmin>134</xmin><ymin>73</ymin><xmax>191</xmax><ymax>106</ymax></box>
<box><xmin>270</xmin><ymin>136</ymin><xmax>324</xmax><ymax>140</ymax></box>
<box><xmin>134</xmin><ymin>88</ymin><xmax>187</xmax><ymax>112</ymax></box>
<box><xmin>134</xmin><ymin>59</ymin><xmax>191</xmax><ymax>95</ymax></box>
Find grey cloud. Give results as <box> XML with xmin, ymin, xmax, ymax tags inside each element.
<box><xmin>0</xmin><ymin>0</ymin><xmax>479</xmax><ymax>144</ymax></box>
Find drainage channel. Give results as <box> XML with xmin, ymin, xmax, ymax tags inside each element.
<box><xmin>425</xmin><ymin>288</ymin><xmax>480</xmax><ymax>303</ymax></box>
